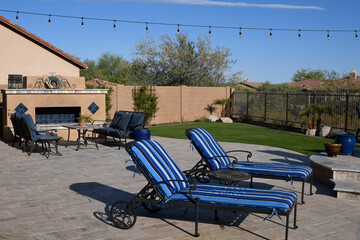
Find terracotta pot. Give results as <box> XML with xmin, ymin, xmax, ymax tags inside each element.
<box><xmin>78</xmin><ymin>119</ymin><xmax>87</xmax><ymax>126</ymax></box>
<box><xmin>324</xmin><ymin>142</ymin><xmax>342</xmax><ymax>157</ymax></box>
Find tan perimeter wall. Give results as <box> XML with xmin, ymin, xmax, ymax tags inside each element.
<box><xmin>0</xmin><ymin>24</ymin><xmax>79</xmax><ymax>86</ymax></box>
<box><xmin>111</xmin><ymin>85</ymin><xmax>233</xmax><ymax>125</ymax></box>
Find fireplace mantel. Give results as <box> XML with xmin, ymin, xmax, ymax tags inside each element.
<box><xmin>1</xmin><ymin>89</ymin><xmax>108</xmax><ymax>94</ymax></box>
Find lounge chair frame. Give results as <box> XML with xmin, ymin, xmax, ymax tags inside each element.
<box><xmin>110</xmin><ymin>141</ymin><xmax>298</xmax><ymax>240</ymax></box>
<box><xmin>186</xmin><ymin>128</ymin><xmax>313</xmax><ymax>204</ymax></box>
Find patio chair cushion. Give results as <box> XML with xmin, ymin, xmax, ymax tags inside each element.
<box><xmin>228</xmin><ymin>162</ymin><xmax>313</xmax><ymax>179</ymax></box>
<box><xmin>187</xmin><ymin>128</ymin><xmax>312</xmax><ymax>180</ymax></box>
<box><xmin>187</xmin><ymin>128</ymin><xmax>232</xmax><ymax>170</ymax></box>
<box><xmin>130</xmin><ymin>140</ymin><xmax>189</xmax><ymax>199</ymax></box>
<box><xmin>110</xmin><ymin>111</ymin><xmax>125</xmax><ymax>128</ymax></box>
<box><xmin>128</xmin><ymin>113</ymin><xmax>145</xmax><ymax>131</ymax></box>
<box><xmin>114</xmin><ymin>112</ymin><xmax>133</xmax><ymax>131</ymax></box>
<box><xmin>171</xmin><ymin>184</ymin><xmax>297</xmax><ymax>213</ymax></box>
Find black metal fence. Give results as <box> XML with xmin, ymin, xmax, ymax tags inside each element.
<box><xmin>232</xmin><ymin>91</ymin><xmax>360</xmax><ymax>133</ymax></box>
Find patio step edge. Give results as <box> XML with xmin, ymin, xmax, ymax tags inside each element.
<box><xmin>330</xmin><ymin>179</ymin><xmax>360</xmax><ymax>201</ymax></box>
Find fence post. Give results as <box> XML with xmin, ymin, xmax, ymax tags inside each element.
<box><xmin>345</xmin><ymin>92</ymin><xmax>349</xmax><ymax>132</ymax></box>
<box><xmin>246</xmin><ymin>92</ymin><xmax>249</xmax><ymax>117</ymax></box>
<box><xmin>264</xmin><ymin>92</ymin><xmax>267</xmax><ymax>122</ymax></box>
<box><xmin>286</xmin><ymin>92</ymin><xmax>289</xmax><ymax>125</ymax></box>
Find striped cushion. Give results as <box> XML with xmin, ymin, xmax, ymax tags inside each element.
<box><xmin>229</xmin><ymin>162</ymin><xmax>313</xmax><ymax>179</ymax></box>
<box><xmin>187</xmin><ymin>128</ymin><xmax>231</xmax><ymax>170</ymax></box>
<box><xmin>130</xmin><ymin>140</ymin><xmax>189</xmax><ymax>199</ymax></box>
<box><xmin>187</xmin><ymin>128</ymin><xmax>312</xmax><ymax>180</ymax></box>
<box><xmin>171</xmin><ymin>184</ymin><xmax>296</xmax><ymax>213</ymax></box>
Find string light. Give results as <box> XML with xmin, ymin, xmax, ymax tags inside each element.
<box><xmin>146</xmin><ymin>22</ymin><xmax>148</xmax><ymax>33</ymax></box>
<box><xmin>113</xmin><ymin>20</ymin><xmax>116</xmax><ymax>31</ymax></box>
<box><xmin>2</xmin><ymin>9</ymin><xmax>359</xmax><ymax>41</ymax></box>
<box><xmin>177</xmin><ymin>24</ymin><xmax>180</xmax><ymax>34</ymax></box>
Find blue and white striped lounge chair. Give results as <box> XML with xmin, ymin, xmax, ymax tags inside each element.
<box><xmin>186</xmin><ymin>128</ymin><xmax>313</xmax><ymax>204</ymax></box>
<box><xmin>110</xmin><ymin>140</ymin><xmax>298</xmax><ymax>239</ymax></box>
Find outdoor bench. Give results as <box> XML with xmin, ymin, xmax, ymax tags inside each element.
<box><xmin>93</xmin><ymin>110</ymin><xmax>149</xmax><ymax>149</ymax></box>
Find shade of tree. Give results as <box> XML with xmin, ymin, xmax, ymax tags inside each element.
<box><xmin>128</xmin><ymin>33</ymin><xmax>242</xmax><ymax>86</ymax></box>
<box><xmin>292</xmin><ymin>68</ymin><xmax>339</xmax><ymax>82</ymax></box>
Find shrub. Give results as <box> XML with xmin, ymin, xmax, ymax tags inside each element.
<box><xmin>132</xmin><ymin>86</ymin><xmax>158</xmax><ymax>124</ymax></box>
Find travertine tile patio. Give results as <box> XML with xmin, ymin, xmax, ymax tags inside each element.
<box><xmin>0</xmin><ymin>136</ymin><xmax>359</xmax><ymax>240</ymax></box>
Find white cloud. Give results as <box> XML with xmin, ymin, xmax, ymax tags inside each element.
<box><xmin>78</xmin><ymin>0</ymin><xmax>324</xmax><ymax>10</ymax></box>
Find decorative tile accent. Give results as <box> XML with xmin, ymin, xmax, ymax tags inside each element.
<box><xmin>88</xmin><ymin>102</ymin><xmax>99</xmax><ymax>114</ymax></box>
<box><xmin>14</xmin><ymin>103</ymin><xmax>28</xmax><ymax>114</ymax></box>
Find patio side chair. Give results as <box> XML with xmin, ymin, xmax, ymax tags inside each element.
<box><xmin>186</xmin><ymin>128</ymin><xmax>313</xmax><ymax>204</ymax></box>
<box><xmin>110</xmin><ymin>140</ymin><xmax>298</xmax><ymax>240</ymax></box>
<box><xmin>10</xmin><ymin>112</ymin><xmax>24</xmax><ymax>148</ymax></box>
<box><xmin>19</xmin><ymin>113</ymin><xmax>59</xmax><ymax>156</ymax></box>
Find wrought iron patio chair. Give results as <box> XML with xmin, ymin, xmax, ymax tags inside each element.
<box><xmin>10</xmin><ymin>112</ymin><xmax>24</xmax><ymax>148</ymax></box>
<box><xmin>186</xmin><ymin>128</ymin><xmax>313</xmax><ymax>204</ymax></box>
<box><xmin>19</xmin><ymin>113</ymin><xmax>59</xmax><ymax>156</ymax></box>
<box><xmin>110</xmin><ymin>140</ymin><xmax>298</xmax><ymax>240</ymax></box>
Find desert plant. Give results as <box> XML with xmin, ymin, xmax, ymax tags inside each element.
<box><xmin>204</xmin><ymin>104</ymin><xmax>217</xmax><ymax>115</ymax></box>
<box><xmin>299</xmin><ymin>104</ymin><xmax>332</xmax><ymax>130</ymax></box>
<box><xmin>132</xmin><ymin>86</ymin><xmax>158</xmax><ymax>124</ymax></box>
<box><xmin>213</xmin><ymin>98</ymin><xmax>232</xmax><ymax>117</ymax></box>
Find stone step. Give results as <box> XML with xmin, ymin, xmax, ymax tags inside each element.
<box><xmin>330</xmin><ymin>179</ymin><xmax>360</xmax><ymax>200</ymax></box>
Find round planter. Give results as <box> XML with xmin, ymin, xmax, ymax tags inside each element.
<box><xmin>134</xmin><ymin>128</ymin><xmax>151</xmax><ymax>141</ymax></box>
<box><xmin>324</xmin><ymin>142</ymin><xmax>342</xmax><ymax>157</ymax></box>
<box><xmin>335</xmin><ymin>133</ymin><xmax>356</xmax><ymax>155</ymax></box>
<box><xmin>78</xmin><ymin>119</ymin><xmax>87</xmax><ymax>126</ymax></box>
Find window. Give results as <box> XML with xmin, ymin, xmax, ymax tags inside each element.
<box><xmin>8</xmin><ymin>75</ymin><xmax>23</xmax><ymax>89</ymax></box>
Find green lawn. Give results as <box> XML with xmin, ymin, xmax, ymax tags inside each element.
<box><xmin>149</xmin><ymin>122</ymin><xmax>332</xmax><ymax>156</ymax></box>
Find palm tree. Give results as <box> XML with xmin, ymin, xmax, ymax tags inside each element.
<box><xmin>204</xmin><ymin>104</ymin><xmax>217</xmax><ymax>115</ymax></box>
<box><xmin>299</xmin><ymin>104</ymin><xmax>332</xmax><ymax>130</ymax></box>
<box><xmin>213</xmin><ymin>98</ymin><xmax>232</xmax><ymax>117</ymax></box>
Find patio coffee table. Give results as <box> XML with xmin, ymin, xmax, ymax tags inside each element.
<box><xmin>62</xmin><ymin>124</ymin><xmax>102</xmax><ymax>151</ymax></box>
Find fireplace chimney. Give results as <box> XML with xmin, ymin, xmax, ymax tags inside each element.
<box><xmin>350</xmin><ymin>69</ymin><xmax>357</xmax><ymax>80</ymax></box>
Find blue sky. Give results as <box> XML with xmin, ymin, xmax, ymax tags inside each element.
<box><xmin>1</xmin><ymin>0</ymin><xmax>359</xmax><ymax>83</ymax></box>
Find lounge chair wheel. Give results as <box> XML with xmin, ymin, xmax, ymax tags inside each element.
<box><xmin>110</xmin><ymin>201</ymin><xmax>137</xmax><ymax>229</ymax></box>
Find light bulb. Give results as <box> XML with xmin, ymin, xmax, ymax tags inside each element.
<box><xmin>113</xmin><ymin>20</ymin><xmax>116</xmax><ymax>31</ymax></box>
<box><xmin>48</xmin><ymin>15</ymin><xmax>51</xmax><ymax>25</ymax></box>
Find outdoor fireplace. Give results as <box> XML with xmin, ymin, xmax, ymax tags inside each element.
<box><xmin>35</xmin><ymin>107</ymin><xmax>80</xmax><ymax>124</ymax></box>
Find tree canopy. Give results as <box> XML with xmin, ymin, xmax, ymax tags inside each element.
<box><xmin>292</xmin><ymin>68</ymin><xmax>339</xmax><ymax>82</ymax></box>
<box><xmin>80</xmin><ymin>52</ymin><xmax>129</xmax><ymax>84</ymax></box>
<box><xmin>129</xmin><ymin>33</ymin><xmax>242</xmax><ymax>86</ymax></box>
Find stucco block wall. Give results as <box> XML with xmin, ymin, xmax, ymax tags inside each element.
<box><xmin>0</xmin><ymin>24</ymin><xmax>79</xmax><ymax>86</ymax></box>
<box><xmin>110</xmin><ymin>84</ymin><xmax>233</xmax><ymax>125</ymax></box>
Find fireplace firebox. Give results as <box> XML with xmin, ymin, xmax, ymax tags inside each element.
<box><xmin>35</xmin><ymin>107</ymin><xmax>80</xmax><ymax>124</ymax></box>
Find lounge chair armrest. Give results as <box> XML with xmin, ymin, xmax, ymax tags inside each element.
<box><xmin>155</xmin><ymin>179</ymin><xmax>198</xmax><ymax>203</ymax></box>
<box><xmin>226</xmin><ymin>150</ymin><xmax>252</xmax><ymax>162</ymax></box>
<box><xmin>206</xmin><ymin>155</ymin><xmax>238</xmax><ymax>167</ymax></box>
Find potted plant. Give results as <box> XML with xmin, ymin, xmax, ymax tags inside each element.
<box><xmin>77</xmin><ymin>114</ymin><xmax>94</xmax><ymax>126</ymax></box>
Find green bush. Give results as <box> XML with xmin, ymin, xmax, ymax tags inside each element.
<box><xmin>195</xmin><ymin>116</ymin><xmax>211</xmax><ymax>122</ymax></box>
<box><xmin>132</xmin><ymin>86</ymin><xmax>158</xmax><ymax>124</ymax></box>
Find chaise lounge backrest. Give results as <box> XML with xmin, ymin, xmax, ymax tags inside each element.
<box><xmin>127</xmin><ymin>140</ymin><xmax>189</xmax><ymax>199</ymax></box>
<box><xmin>186</xmin><ymin>128</ymin><xmax>232</xmax><ymax>170</ymax></box>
